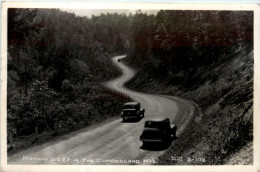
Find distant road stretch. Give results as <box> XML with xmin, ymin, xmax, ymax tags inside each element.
<box><xmin>8</xmin><ymin>55</ymin><xmax>195</xmax><ymax>165</ymax></box>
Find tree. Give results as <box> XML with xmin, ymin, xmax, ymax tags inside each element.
<box><xmin>26</xmin><ymin>80</ymin><xmax>57</xmax><ymax>134</ymax></box>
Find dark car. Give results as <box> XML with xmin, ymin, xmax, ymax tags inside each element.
<box><xmin>140</xmin><ymin>117</ymin><xmax>177</xmax><ymax>145</ymax></box>
<box><xmin>118</xmin><ymin>58</ymin><xmax>121</xmax><ymax>62</ymax></box>
<box><xmin>121</xmin><ymin>102</ymin><xmax>145</xmax><ymax>121</ymax></box>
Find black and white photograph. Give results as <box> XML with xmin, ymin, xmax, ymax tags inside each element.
<box><xmin>1</xmin><ymin>2</ymin><xmax>259</xmax><ymax>172</ymax></box>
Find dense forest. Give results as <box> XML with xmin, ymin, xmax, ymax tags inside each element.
<box><xmin>127</xmin><ymin>10</ymin><xmax>252</xmax><ymax>78</ymax></box>
<box><xmin>7</xmin><ymin>8</ymin><xmax>135</xmax><ymax>147</ymax></box>
<box><xmin>8</xmin><ymin>8</ymin><xmax>253</xmax><ymax>164</ymax></box>
<box><xmin>125</xmin><ymin>10</ymin><xmax>253</xmax><ymax>164</ymax></box>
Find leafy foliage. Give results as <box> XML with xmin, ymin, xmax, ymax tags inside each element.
<box><xmin>128</xmin><ymin>10</ymin><xmax>253</xmax><ymax>78</ymax></box>
<box><xmin>7</xmin><ymin>9</ymin><xmax>131</xmax><ymax>139</ymax></box>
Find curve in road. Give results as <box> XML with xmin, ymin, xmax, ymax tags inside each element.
<box><xmin>8</xmin><ymin>55</ymin><xmax>195</xmax><ymax>165</ymax></box>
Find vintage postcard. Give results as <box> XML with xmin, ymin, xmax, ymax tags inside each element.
<box><xmin>1</xmin><ymin>2</ymin><xmax>259</xmax><ymax>172</ymax></box>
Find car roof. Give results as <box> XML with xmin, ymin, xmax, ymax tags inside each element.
<box><xmin>145</xmin><ymin>117</ymin><xmax>169</xmax><ymax>122</ymax></box>
<box><xmin>124</xmin><ymin>102</ymin><xmax>139</xmax><ymax>106</ymax></box>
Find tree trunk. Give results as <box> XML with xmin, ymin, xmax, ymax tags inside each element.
<box><xmin>52</xmin><ymin>120</ymin><xmax>59</xmax><ymax>136</ymax></box>
<box><xmin>19</xmin><ymin>87</ymin><xmax>22</xmax><ymax>99</ymax></box>
<box><xmin>54</xmin><ymin>120</ymin><xmax>58</xmax><ymax>132</ymax></box>
<box><xmin>25</xmin><ymin>74</ymin><xmax>28</xmax><ymax>96</ymax></box>
<box><xmin>9</xmin><ymin>127</ymin><xmax>14</xmax><ymax>147</ymax></box>
<box><xmin>35</xmin><ymin>126</ymin><xmax>38</xmax><ymax>135</ymax></box>
<box><xmin>17</xmin><ymin>46</ymin><xmax>20</xmax><ymax>61</ymax></box>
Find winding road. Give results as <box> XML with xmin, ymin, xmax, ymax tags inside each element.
<box><xmin>8</xmin><ymin>55</ymin><xmax>195</xmax><ymax>165</ymax></box>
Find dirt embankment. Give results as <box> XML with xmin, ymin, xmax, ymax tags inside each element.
<box><xmin>126</xmin><ymin>45</ymin><xmax>253</xmax><ymax>165</ymax></box>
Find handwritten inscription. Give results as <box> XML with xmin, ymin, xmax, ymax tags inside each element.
<box><xmin>171</xmin><ymin>156</ymin><xmax>206</xmax><ymax>162</ymax></box>
<box><xmin>22</xmin><ymin>155</ymin><xmax>206</xmax><ymax>164</ymax></box>
<box><xmin>22</xmin><ymin>155</ymin><xmax>156</xmax><ymax>164</ymax></box>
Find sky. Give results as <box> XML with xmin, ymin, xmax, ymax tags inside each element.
<box><xmin>63</xmin><ymin>9</ymin><xmax>159</xmax><ymax>18</ymax></box>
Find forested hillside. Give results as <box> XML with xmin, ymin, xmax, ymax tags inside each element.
<box><xmin>125</xmin><ymin>10</ymin><xmax>253</xmax><ymax>164</ymax></box>
<box><xmin>7</xmin><ymin>9</ymin><xmax>253</xmax><ymax>164</ymax></box>
<box><xmin>7</xmin><ymin>9</ymin><xmax>135</xmax><ymax>149</ymax></box>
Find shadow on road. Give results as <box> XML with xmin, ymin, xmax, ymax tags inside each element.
<box><xmin>140</xmin><ymin>138</ymin><xmax>178</xmax><ymax>151</ymax></box>
<box><xmin>121</xmin><ymin>118</ymin><xmax>143</xmax><ymax>123</ymax></box>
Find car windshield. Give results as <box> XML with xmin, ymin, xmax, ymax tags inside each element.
<box><xmin>123</xmin><ymin>105</ymin><xmax>137</xmax><ymax>109</ymax></box>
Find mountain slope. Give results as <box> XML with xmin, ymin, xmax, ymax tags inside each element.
<box><xmin>126</xmin><ymin>44</ymin><xmax>253</xmax><ymax>165</ymax></box>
